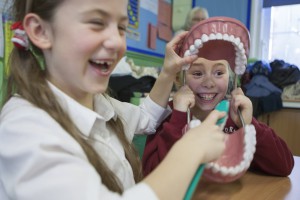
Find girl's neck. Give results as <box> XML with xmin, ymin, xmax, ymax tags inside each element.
<box><xmin>191</xmin><ymin>107</ymin><xmax>211</xmax><ymax>122</ymax></box>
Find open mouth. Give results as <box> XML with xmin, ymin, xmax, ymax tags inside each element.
<box><xmin>89</xmin><ymin>60</ymin><xmax>113</xmax><ymax>73</ymax></box>
<box><xmin>179</xmin><ymin>17</ymin><xmax>256</xmax><ymax>183</ymax></box>
<box><xmin>198</xmin><ymin>93</ymin><xmax>217</xmax><ymax>101</ymax></box>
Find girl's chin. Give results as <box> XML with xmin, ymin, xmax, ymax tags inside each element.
<box><xmin>196</xmin><ymin>100</ymin><xmax>218</xmax><ymax>111</ymax></box>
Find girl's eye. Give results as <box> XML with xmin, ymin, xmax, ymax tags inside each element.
<box><xmin>89</xmin><ymin>19</ymin><xmax>105</xmax><ymax>27</ymax></box>
<box><xmin>215</xmin><ymin>70</ymin><xmax>225</xmax><ymax>77</ymax></box>
<box><xmin>118</xmin><ymin>25</ymin><xmax>127</xmax><ymax>34</ymax></box>
<box><xmin>192</xmin><ymin>72</ymin><xmax>203</xmax><ymax>77</ymax></box>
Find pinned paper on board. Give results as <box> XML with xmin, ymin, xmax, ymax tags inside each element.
<box><xmin>157</xmin><ymin>0</ymin><xmax>172</xmax><ymax>42</ymax></box>
<box><xmin>147</xmin><ymin>23</ymin><xmax>157</xmax><ymax>50</ymax></box>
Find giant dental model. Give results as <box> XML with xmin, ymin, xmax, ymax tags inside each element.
<box><xmin>179</xmin><ymin>17</ymin><xmax>257</xmax><ymax>183</ymax></box>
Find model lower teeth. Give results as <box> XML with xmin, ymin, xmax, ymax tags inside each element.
<box><xmin>204</xmin><ymin>125</ymin><xmax>256</xmax><ymax>181</ymax></box>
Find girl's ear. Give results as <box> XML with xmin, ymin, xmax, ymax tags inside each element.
<box><xmin>23</xmin><ymin>13</ymin><xmax>52</xmax><ymax>49</ymax></box>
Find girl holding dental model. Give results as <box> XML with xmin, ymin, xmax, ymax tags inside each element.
<box><xmin>0</xmin><ymin>1</ymin><xmax>228</xmax><ymax>199</ymax></box>
<box><xmin>143</xmin><ymin>17</ymin><xmax>294</xmax><ymax>180</ymax></box>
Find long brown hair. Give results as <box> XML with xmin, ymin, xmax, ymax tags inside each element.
<box><xmin>5</xmin><ymin>0</ymin><xmax>142</xmax><ymax>194</ymax></box>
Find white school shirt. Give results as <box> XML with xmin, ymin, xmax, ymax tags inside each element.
<box><xmin>0</xmin><ymin>83</ymin><xmax>171</xmax><ymax>200</ymax></box>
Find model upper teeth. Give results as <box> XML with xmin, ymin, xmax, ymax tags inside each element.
<box><xmin>183</xmin><ymin>33</ymin><xmax>248</xmax><ymax>75</ymax></box>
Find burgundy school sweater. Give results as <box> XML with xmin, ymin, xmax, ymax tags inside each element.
<box><xmin>142</xmin><ymin>101</ymin><xmax>294</xmax><ymax>177</ymax></box>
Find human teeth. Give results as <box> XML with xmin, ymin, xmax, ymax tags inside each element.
<box><xmin>93</xmin><ymin>60</ymin><xmax>112</xmax><ymax>65</ymax></box>
<box><xmin>199</xmin><ymin>94</ymin><xmax>215</xmax><ymax>100</ymax></box>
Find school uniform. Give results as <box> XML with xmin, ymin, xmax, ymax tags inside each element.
<box><xmin>0</xmin><ymin>83</ymin><xmax>171</xmax><ymax>200</ymax></box>
<box><xmin>142</xmin><ymin>101</ymin><xmax>294</xmax><ymax>177</ymax></box>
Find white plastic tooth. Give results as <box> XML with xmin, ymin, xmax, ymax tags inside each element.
<box><xmin>194</xmin><ymin>39</ymin><xmax>203</xmax><ymax>48</ymax></box>
<box><xmin>220</xmin><ymin>166</ymin><xmax>229</xmax><ymax>176</ymax></box>
<box><xmin>189</xmin><ymin>44</ymin><xmax>196</xmax><ymax>52</ymax></box>
<box><xmin>234</xmin><ymin>37</ymin><xmax>241</xmax><ymax>46</ymax></box>
<box><xmin>251</xmin><ymin>145</ymin><xmax>256</xmax><ymax>154</ymax></box>
<box><xmin>236</xmin><ymin>51</ymin><xmax>244</xmax><ymax>59</ymax></box>
<box><xmin>209</xmin><ymin>33</ymin><xmax>217</xmax><ymax>40</ymax></box>
<box><xmin>235</xmin><ymin>66</ymin><xmax>246</xmax><ymax>75</ymax></box>
<box><xmin>229</xmin><ymin>35</ymin><xmax>235</xmax><ymax>42</ymax></box>
<box><xmin>223</xmin><ymin>34</ymin><xmax>229</xmax><ymax>41</ymax></box>
<box><xmin>245</xmin><ymin>160</ymin><xmax>251</xmax><ymax>169</ymax></box>
<box><xmin>235</xmin><ymin>57</ymin><xmax>243</xmax><ymax>64</ymax></box>
<box><xmin>212</xmin><ymin>163</ymin><xmax>221</xmax><ymax>173</ymax></box>
<box><xmin>238</xmin><ymin>42</ymin><xmax>244</xmax><ymax>49</ymax></box>
<box><xmin>238</xmin><ymin>160</ymin><xmax>246</xmax><ymax>171</ymax></box>
<box><xmin>184</xmin><ymin>50</ymin><xmax>191</xmax><ymax>57</ymax></box>
<box><xmin>234</xmin><ymin>165</ymin><xmax>243</xmax><ymax>174</ymax></box>
<box><xmin>191</xmin><ymin>49</ymin><xmax>199</xmax><ymax>55</ymax></box>
<box><xmin>235</xmin><ymin>49</ymin><xmax>242</xmax><ymax>56</ymax></box>
<box><xmin>216</xmin><ymin>33</ymin><xmax>223</xmax><ymax>40</ymax></box>
<box><xmin>205</xmin><ymin>162</ymin><xmax>213</xmax><ymax>169</ymax></box>
<box><xmin>201</xmin><ymin>34</ymin><xmax>209</xmax><ymax>43</ymax></box>
<box><xmin>245</xmin><ymin>140</ymin><xmax>253</xmax><ymax>152</ymax></box>
<box><xmin>239</xmin><ymin>50</ymin><xmax>246</xmax><ymax>57</ymax></box>
<box><xmin>244</xmin><ymin>151</ymin><xmax>252</xmax><ymax>161</ymax></box>
<box><xmin>235</xmin><ymin>62</ymin><xmax>242</xmax><ymax>69</ymax></box>
<box><xmin>227</xmin><ymin>167</ymin><xmax>236</xmax><ymax>176</ymax></box>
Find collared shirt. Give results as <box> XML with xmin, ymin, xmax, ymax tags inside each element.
<box><xmin>0</xmin><ymin>83</ymin><xmax>171</xmax><ymax>200</ymax></box>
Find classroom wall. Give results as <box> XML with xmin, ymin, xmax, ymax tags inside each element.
<box><xmin>126</xmin><ymin>0</ymin><xmax>172</xmax><ymax>59</ymax></box>
<box><xmin>194</xmin><ymin>0</ymin><xmax>251</xmax><ymax>29</ymax></box>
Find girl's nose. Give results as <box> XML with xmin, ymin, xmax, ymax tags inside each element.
<box><xmin>103</xmin><ymin>26</ymin><xmax>124</xmax><ymax>51</ymax></box>
<box><xmin>201</xmin><ymin>76</ymin><xmax>216</xmax><ymax>88</ymax></box>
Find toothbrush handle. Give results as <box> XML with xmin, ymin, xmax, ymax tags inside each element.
<box><xmin>183</xmin><ymin>164</ymin><xmax>205</xmax><ymax>200</ymax></box>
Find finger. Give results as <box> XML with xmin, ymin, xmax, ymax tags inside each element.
<box><xmin>232</xmin><ymin>87</ymin><xmax>244</xmax><ymax>96</ymax></box>
<box><xmin>171</xmin><ymin>31</ymin><xmax>188</xmax><ymax>44</ymax></box>
<box><xmin>203</xmin><ymin>110</ymin><xmax>226</xmax><ymax>126</ymax></box>
<box><xmin>177</xmin><ymin>54</ymin><xmax>198</xmax><ymax>68</ymax></box>
<box><xmin>168</xmin><ymin>31</ymin><xmax>188</xmax><ymax>51</ymax></box>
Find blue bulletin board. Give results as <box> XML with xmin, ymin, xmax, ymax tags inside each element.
<box><xmin>128</xmin><ymin>0</ymin><xmax>139</xmax><ymax>29</ymax></box>
<box><xmin>126</xmin><ymin>0</ymin><xmax>171</xmax><ymax>58</ymax></box>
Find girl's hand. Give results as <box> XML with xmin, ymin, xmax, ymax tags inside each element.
<box><xmin>175</xmin><ymin>110</ymin><xmax>226</xmax><ymax>164</ymax></box>
<box><xmin>173</xmin><ymin>85</ymin><xmax>195</xmax><ymax>112</ymax></box>
<box><xmin>162</xmin><ymin>31</ymin><xmax>198</xmax><ymax>79</ymax></box>
<box><xmin>229</xmin><ymin>87</ymin><xmax>253</xmax><ymax>128</ymax></box>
